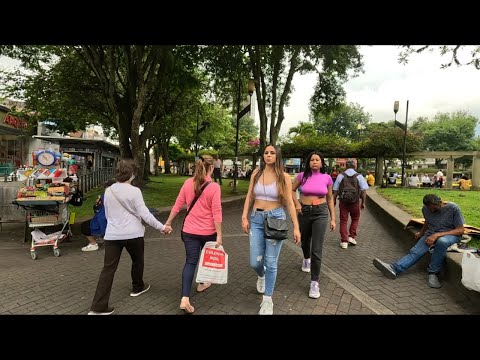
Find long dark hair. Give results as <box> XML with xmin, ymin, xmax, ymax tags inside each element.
<box><xmin>301</xmin><ymin>151</ymin><xmax>326</xmax><ymax>185</ymax></box>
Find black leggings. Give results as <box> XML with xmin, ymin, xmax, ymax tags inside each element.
<box><xmin>181</xmin><ymin>231</ymin><xmax>217</xmax><ymax>297</ymax></box>
<box><xmin>298</xmin><ymin>203</ymin><xmax>329</xmax><ymax>282</ymax></box>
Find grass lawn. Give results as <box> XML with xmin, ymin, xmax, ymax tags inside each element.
<box><xmin>376</xmin><ymin>187</ymin><xmax>480</xmax><ymax>249</ymax></box>
<box><xmin>72</xmin><ymin>174</ymin><xmax>250</xmax><ymax>219</ymax></box>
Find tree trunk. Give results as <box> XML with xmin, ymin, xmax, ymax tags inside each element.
<box><xmin>144</xmin><ymin>147</ymin><xmax>152</xmax><ymax>176</ymax></box>
<box><xmin>161</xmin><ymin>140</ymin><xmax>171</xmax><ymax>174</ymax></box>
<box><xmin>153</xmin><ymin>145</ymin><xmax>159</xmax><ymax>176</ymax></box>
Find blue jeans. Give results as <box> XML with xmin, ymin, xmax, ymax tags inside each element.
<box><xmin>249</xmin><ymin>207</ymin><xmax>285</xmax><ymax>296</ymax></box>
<box><xmin>391</xmin><ymin>234</ymin><xmax>460</xmax><ymax>274</ymax></box>
<box><xmin>180</xmin><ymin>231</ymin><xmax>217</xmax><ymax>297</ymax></box>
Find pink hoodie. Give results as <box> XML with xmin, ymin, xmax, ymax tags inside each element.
<box><xmin>171</xmin><ymin>176</ymin><xmax>222</xmax><ymax>235</ymax></box>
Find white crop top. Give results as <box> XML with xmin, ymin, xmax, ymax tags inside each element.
<box><xmin>254</xmin><ymin>181</ymin><xmax>279</xmax><ymax>202</ymax></box>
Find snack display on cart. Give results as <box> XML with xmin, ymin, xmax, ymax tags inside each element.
<box><xmin>12</xmin><ymin>166</ymin><xmax>80</xmax><ymax>260</ymax></box>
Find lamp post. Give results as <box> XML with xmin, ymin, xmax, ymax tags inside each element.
<box><xmin>233</xmin><ymin>78</ymin><xmax>255</xmax><ymax>193</ymax></box>
<box><xmin>393</xmin><ymin>100</ymin><xmax>408</xmax><ymax>187</ymax></box>
<box><xmin>357</xmin><ymin>123</ymin><xmax>364</xmax><ymax>142</ymax></box>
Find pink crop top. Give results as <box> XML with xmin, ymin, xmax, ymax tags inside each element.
<box><xmin>296</xmin><ymin>171</ymin><xmax>332</xmax><ymax>197</ymax></box>
<box><xmin>254</xmin><ymin>181</ymin><xmax>279</xmax><ymax>202</ymax></box>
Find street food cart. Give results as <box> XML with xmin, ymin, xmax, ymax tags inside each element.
<box><xmin>12</xmin><ymin>168</ymin><xmax>78</xmax><ymax>259</ymax></box>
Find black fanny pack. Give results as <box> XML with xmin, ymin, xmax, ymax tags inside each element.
<box><xmin>264</xmin><ymin>217</ymin><xmax>288</xmax><ymax>240</ymax></box>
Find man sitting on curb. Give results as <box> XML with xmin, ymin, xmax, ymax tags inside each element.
<box><xmin>373</xmin><ymin>194</ymin><xmax>465</xmax><ymax>288</ymax></box>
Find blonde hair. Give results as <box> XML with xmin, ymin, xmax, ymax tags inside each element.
<box><xmin>193</xmin><ymin>155</ymin><xmax>214</xmax><ymax>196</ymax></box>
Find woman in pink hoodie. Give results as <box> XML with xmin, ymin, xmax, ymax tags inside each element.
<box><xmin>164</xmin><ymin>155</ymin><xmax>222</xmax><ymax>314</ymax></box>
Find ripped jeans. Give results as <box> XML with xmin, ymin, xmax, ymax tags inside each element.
<box><xmin>249</xmin><ymin>207</ymin><xmax>285</xmax><ymax>297</ymax></box>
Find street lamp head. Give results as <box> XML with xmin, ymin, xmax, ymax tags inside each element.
<box><xmin>248</xmin><ymin>78</ymin><xmax>255</xmax><ymax>96</ymax></box>
<box><xmin>357</xmin><ymin>123</ymin><xmax>363</xmax><ymax>130</ymax></box>
<box><xmin>393</xmin><ymin>101</ymin><xmax>399</xmax><ymax>114</ymax></box>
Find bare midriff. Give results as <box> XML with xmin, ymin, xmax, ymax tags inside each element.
<box><xmin>299</xmin><ymin>195</ymin><xmax>326</xmax><ymax>206</ymax></box>
<box><xmin>253</xmin><ymin>199</ymin><xmax>283</xmax><ymax>211</ymax></box>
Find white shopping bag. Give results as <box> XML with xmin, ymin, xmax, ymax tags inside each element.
<box><xmin>461</xmin><ymin>252</ymin><xmax>480</xmax><ymax>293</ymax></box>
<box><xmin>195</xmin><ymin>241</ymin><xmax>228</xmax><ymax>285</ymax></box>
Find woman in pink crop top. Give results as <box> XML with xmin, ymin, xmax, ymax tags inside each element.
<box><xmin>241</xmin><ymin>144</ymin><xmax>300</xmax><ymax>315</ymax></box>
<box><xmin>291</xmin><ymin>151</ymin><xmax>335</xmax><ymax>299</ymax></box>
<box><xmin>164</xmin><ymin>155</ymin><xmax>222</xmax><ymax>314</ymax></box>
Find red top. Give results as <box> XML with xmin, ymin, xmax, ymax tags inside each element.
<box><xmin>171</xmin><ymin>176</ymin><xmax>222</xmax><ymax>235</ymax></box>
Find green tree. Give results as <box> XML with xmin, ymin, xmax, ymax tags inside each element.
<box><xmin>411</xmin><ymin>111</ymin><xmax>477</xmax><ymax>150</ymax></box>
<box><xmin>399</xmin><ymin>45</ymin><xmax>480</xmax><ymax>69</ymax></box>
<box><xmin>3</xmin><ymin>50</ymin><xmax>113</xmax><ymax>135</ymax></box>
<box><xmin>202</xmin><ymin>45</ymin><xmax>363</xmax><ymax>151</ymax></box>
<box><xmin>0</xmin><ymin>45</ymin><xmax>206</xmax><ymax>185</ymax></box>
<box><xmin>312</xmin><ymin>102</ymin><xmax>372</xmax><ymax>141</ymax></box>
<box><xmin>410</xmin><ymin>111</ymin><xmax>478</xmax><ymax>167</ymax></box>
<box><xmin>288</xmin><ymin>122</ymin><xmax>318</xmax><ymax>138</ymax></box>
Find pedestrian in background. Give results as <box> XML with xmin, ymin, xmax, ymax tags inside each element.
<box><xmin>366</xmin><ymin>170</ymin><xmax>375</xmax><ymax>187</ymax></box>
<box><xmin>332</xmin><ymin>160</ymin><xmax>369</xmax><ymax>249</ymax></box>
<box><xmin>241</xmin><ymin>144</ymin><xmax>300</xmax><ymax>315</ymax></box>
<box><xmin>80</xmin><ymin>179</ymin><xmax>116</xmax><ymax>252</ymax></box>
<box><xmin>164</xmin><ymin>155</ymin><xmax>222</xmax><ymax>314</ymax></box>
<box><xmin>88</xmin><ymin>158</ymin><xmax>169</xmax><ymax>315</ymax></box>
<box><xmin>213</xmin><ymin>155</ymin><xmax>222</xmax><ymax>185</ymax></box>
<box><xmin>292</xmin><ymin>151</ymin><xmax>335</xmax><ymax>299</ymax></box>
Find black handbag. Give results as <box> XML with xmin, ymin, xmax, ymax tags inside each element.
<box><xmin>264</xmin><ymin>217</ymin><xmax>288</xmax><ymax>240</ymax></box>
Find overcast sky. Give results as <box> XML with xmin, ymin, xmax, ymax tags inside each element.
<box><xmin>281</xmin><ymin>45</ymin><xmax>480</xmax><ymax>135</ymax></box>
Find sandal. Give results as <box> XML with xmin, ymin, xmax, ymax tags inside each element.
<box><xmin>179</xmin><ymin>303</ymin><xmax>195</xmax><ymax>314</ymax></box>
<box><xmin>196</xmin><ymin>282</ymin><xmax>212</xmax><ymax>292</ymax></box>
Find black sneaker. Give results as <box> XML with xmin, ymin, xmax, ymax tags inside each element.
<box><xmin>88</xmin><ymin>307</ymin><xmax>115</xmax><ymax>315</ymax></box>
<box><xmin>130</xmin><ymin>283</ymin><xmax>151</xmax><ymax>297</ymax></box>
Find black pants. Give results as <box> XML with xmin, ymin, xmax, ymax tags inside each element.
<box><xmin>90</xmin><ymin>237</ymin><xmax>145</xmax><ymax>312</ymax></box>
<box><xmin>213</xmin><ymin>168</ymin><xmax>222</xmax><ymax>184</ymax></box>
<box><xmin>298</xmin><ymin>203</ymin><xmax>329</xmax><ymax>282</ymax></box>
<box><xmin>181</xmin><ymin>231</ymin><xmax>217</xmax><ymax>297</ymax></box>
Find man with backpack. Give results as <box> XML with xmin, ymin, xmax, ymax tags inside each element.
<box><xmin>332</xmin><ymin>160</ymin><xmax>369</xmax><ymax>249</ymax></box>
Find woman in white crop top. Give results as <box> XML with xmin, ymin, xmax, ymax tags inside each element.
<box><xmin>241</xmin><ymin>144</ymin><xmax>300</xmax><ymax>315</ymax></box>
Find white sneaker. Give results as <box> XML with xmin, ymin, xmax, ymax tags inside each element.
<box><xmin>259</xmin><ymin>297</ymin><xmax>273</xmax><ymax>315</ymax></box>
<box><xmin>309</xmin><ymin>281</ymin><xmax>320</xmax><ymax>299</ymax></box>
<box><xmin>348</xmin><ymin>237</ymin><xmax>357</xmax><ymax>245</ymax></box>
<box><xmin>340</xmin><ymin>242</ymin><xmax>348</xmax><ymax>249</ymax></box>
<box><xmin>87</xmin><ymin>308</ymin><xmax>114</xmax><ymax>315</ymax></box>
<box><xmin>256</xmin><ymin>276</ymin><xmax>265</xmax><ymax>294</ymax></box>
<box><xmin>82</xmin><ymin>243</ymin><xmax>99</xmax><ymax>252</ymax></box>
<box><xmin>301</xmin><ymin>258</ymin><xmax>311</xmax><ymax>273</ymax></box>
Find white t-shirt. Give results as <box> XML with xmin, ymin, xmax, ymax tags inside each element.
<box><xmin>104</xmin><ymin>182</ymin><xmax>165</xmax><ymax>240</ymax></box>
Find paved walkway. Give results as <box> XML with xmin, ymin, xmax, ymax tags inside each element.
<box><xmin>0</xmin><ymin>195</ymin><xmax>479</xmax><ymax>315</ymax></box>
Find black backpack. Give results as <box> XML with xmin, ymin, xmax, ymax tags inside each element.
<box><xmin>69</xmin><ymin>189</ymin><xmax>84</xmax><ymax>207</ymax></box>
<box><xmin>338</xmin><ymin>172</ymin><xmax>360</xmax><ymax>204</ymax></box>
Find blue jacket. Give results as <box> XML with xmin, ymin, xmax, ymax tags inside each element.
<box><xmin>90</xmin><ymin>195</ymin><xmax>107</xmax><ymax>236</ymax></box>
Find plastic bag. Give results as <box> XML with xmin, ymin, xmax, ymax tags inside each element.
<box><xmin>31</xmin><ymin>229</ymin><xmax>65</xmax><ymax>244</ymax></box>
<box><xmin>461</xmin><ymin>252</ymin><xmax>480</xmax><ymax>292</ymax></box>
<box><xmin>195</xmin><ymin>241</ymin><xmax>228</xmax><ymax>285</ymax></box>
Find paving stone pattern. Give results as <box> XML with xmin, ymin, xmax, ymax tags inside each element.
<box><xmin>0</xmin><ymin>199</ymin><xmax>478</xmax><ymax>315</ymax></box>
